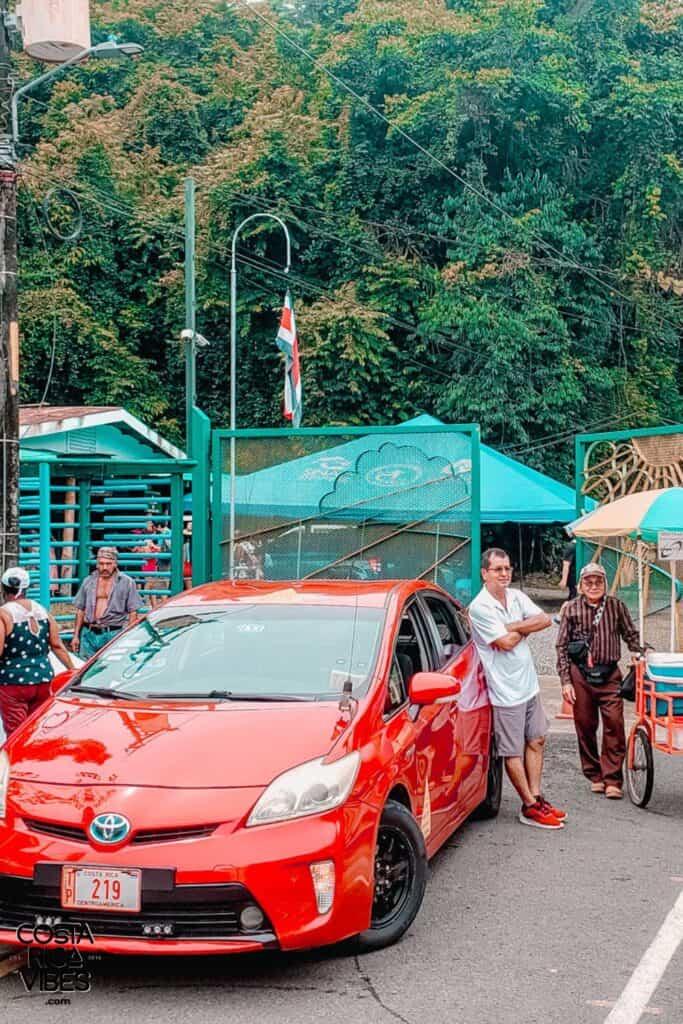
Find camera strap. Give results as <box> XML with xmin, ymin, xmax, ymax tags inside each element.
<box><xmin>586</xmin><ymin>597</ymin><xmax>607</xmax><ymax>668</ymax></box>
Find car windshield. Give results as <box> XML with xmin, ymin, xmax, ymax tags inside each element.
<box><xmin>68</xmin><ymin>604</ymin><xmax>385</xmax><ymax>701</ymax></box>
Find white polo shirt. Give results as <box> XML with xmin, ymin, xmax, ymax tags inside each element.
<box><xmin>468</xmin><ymin>586</ymin><xmax>542</xmax><ymax>707</ymax></box>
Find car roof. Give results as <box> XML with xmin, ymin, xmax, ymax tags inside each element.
<box><xmin>162</xmin><ymin>579</ymin><xmax>428</xmax><ymax>610</ymax></box>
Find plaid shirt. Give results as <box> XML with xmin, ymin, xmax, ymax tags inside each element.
<box><xmin>556</xmin><ymin>595</ymin><xmax>640</xmax><ymax>686</ymax></box>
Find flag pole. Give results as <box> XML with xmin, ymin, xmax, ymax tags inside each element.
<box><xmin>229</xmin><ymin>214</ymin><xmax>291</xmax><ymax>578</ymax></box>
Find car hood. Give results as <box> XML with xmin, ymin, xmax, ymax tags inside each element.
<box><xmin>7</xmin><ymin>696</ymin><xmax>351</xmax><ymax>787</ymax></box>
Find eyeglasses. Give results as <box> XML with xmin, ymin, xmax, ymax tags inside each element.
<box><xmin>582</xmin><ymin>578</ymin><xmax>605</xmax><ymax>587</ymax></box>
<box><xmin>487</xmin><ymin>567</ymin><xmax>512</xmax><ymax>574</ymax></box>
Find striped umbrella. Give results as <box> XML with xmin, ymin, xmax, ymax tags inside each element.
<box><xmin>568</xmin><ymin>488</ymin><xmax>683</xmax><ymax>542</ymax></box>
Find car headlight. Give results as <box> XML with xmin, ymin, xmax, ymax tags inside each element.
<box><xmin>0</xmin><ymin>750</ymin><xmax>9</xmax><ymax>820</ymax></box>
<box><xmin>246</xmin><ymin>751</ymin><xmax>360</xmax><ymax>827</ymax></box>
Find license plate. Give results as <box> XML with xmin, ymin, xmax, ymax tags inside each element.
<box><xmin>61</xmin><ymin>866</ymin><xmax>142</xmax><ymax>913</ymax></box>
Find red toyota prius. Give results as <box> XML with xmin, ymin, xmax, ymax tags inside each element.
<box><xmin>0</xmin><ymin>580</ymin><xmax>501</xmax><ymax>956</ymax></box>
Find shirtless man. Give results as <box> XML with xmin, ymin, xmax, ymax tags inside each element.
<box><xmin>71</xmin><ymin>547</ymin><xmax>141</xmax><ymax>660</ymax></box>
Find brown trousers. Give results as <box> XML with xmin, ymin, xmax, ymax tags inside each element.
<box><xmin>570</xmin><ymin>664</ymin><xmax>625</xmax><ymax>786</ymax></box>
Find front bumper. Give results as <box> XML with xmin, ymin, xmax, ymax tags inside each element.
<box><xmin>0</xmin><ymin>870</ymin><xmax>279</xmax><ymax>954</ymax></box>
<box><xmin>0</xmin><ymin>791</ymin><xmax>378</xmax><ymax>955</ymax></box>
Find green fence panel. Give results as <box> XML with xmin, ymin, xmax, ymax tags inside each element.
<box><xmin>19</xmin><ymin>458</ymin><xmax>194</xmax><ymax>633</ymax></box>
<box><xmin>210</xmin><ymin>424</ymin><xmax>480</xmax><ymax>602</ymax></box>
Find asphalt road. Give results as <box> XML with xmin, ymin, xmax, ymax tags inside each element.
<box><xmin>2</xmin><ymin>734</ymin><xmax>681</xmax><ymax>1024</ymax></box>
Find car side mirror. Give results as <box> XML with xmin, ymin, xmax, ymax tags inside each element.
<box><xmin>409</xmin><ymin>671</ymin><xmax>461</xmax><ymax>705</ymax></box>
<box><xmin>50</xmin><ymin>670</ymin><xmax>75</xmax><ymax>696</ymax></box>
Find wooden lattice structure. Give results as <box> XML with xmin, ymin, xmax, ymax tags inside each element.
<box><xmin>581</xmin><ymin>430</ymin><xmax>683</xmax><ymax>503</ymax></box>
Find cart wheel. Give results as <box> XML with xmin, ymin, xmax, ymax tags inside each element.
<box><xmin>626</xmin><ymin>725</ymin><xmax>654</xmax><ymax>808</ymax></box>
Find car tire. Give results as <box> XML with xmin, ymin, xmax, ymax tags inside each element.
<box><xmin>351</xmin><ymin>799</ymin><xmax>427</xmax><ymax>953</ymax></box>
<box><xmin>471</xmin><ymin>738</ymin><xmax>503</xmax><ymax>820</ymax></box>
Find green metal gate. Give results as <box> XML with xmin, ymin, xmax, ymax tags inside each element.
<box><xmin>19</xmin><ymin>453</ymin><xmax>193</xmax><ymax>634</ymax></box>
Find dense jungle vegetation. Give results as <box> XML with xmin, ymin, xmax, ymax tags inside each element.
<box><xmin>16</xmin><ymin>0</ymin><xmax>683</xmax><ymax>479</ymax></box>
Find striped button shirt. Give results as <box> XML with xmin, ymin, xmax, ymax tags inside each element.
<box><xmin>556</xmin><ymin>595</ymin><xmax>640</xmax><ymax>686</ymax></box>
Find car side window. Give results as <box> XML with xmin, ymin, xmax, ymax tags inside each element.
<box><xmin>454</xmin><ymin>607</ymin><xmax>471</xmax><ymax>643</ymax></box>
<box><xmin>385</xmin><ymin>605</ymin><xmax>428</xmax><ymax>716</ymax></box>
<box><xmin>422</xmin><ymin>594</ymin><xmax>468</xmax><ymax>667</ymax></box>
<box><xmin>385</xmin><ymin>657</ymin><xmax>407</xmax><ymax>716</ymax></box>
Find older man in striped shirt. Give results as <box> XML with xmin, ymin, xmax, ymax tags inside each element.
<box><xmin>556</xmin><ymin>562</ymin><xmax>641</xmax><ymax>798</ymax></box>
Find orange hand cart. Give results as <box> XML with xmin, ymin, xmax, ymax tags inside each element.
<box><xmin>626</xmin><ymin>652</ymin><xmax>683</xmax><ymax>807</ymax></box>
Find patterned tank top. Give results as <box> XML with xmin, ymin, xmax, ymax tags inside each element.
<box><xmin>0</xmin><ymin>601</ymin><xmax>53</xmax><ymax>687</ymax></box>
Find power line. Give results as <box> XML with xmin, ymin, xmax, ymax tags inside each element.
<box><xmin>17</xmin><ymin>142</ymin><xmax>639</xmax><ymax>312</ymax></box>
<box><xmin>188</xmin><ymin>181</ymin><xmax>681</xmax><ymax>346</ymax></box>
<box><xmin>224</xmin><ymin>185</ymin><xmax>635</xmax><ymax>284</ymax></box>
<box><xmin>214</xmin><ymin>185</ymin><xmax>683</xmax><ymax>355</ymax></box>
<box><xmin>499</xmin><ymin>413</ymin><xmax>639</xmax><ymax>457</ymax></box>
<box><xmin>22</xmin><ymin>164</ymin><xmax>680</xmax><ymax>365</ymax></box>
<box><xmin>19</xmin><ymin>139</ymin><xmax>677</xmax><ymax>341</ymax></box>
<box><xmin>20</xmin><ymin>165</ymin><xmax>468</xmax><ymax>383</ymax></box>
<box><xmin>19</xmin><ymin>181</ymin><xmax>61</xmax><ymax>409</ymax></box>
<box><xmin>239</xmin><ymin>265</ymin><xmax>454</xmax><ymax>385</ymax></box>
<box><xmin>18</xmin><ymin>167</ymin><xmax>642</xmax><ymax>425</ymax></box>
<box><xmin>18</xmin><ymin>174</ymin><xmax>650</xmax><ymax>443</ymax></box>
<box><xmin>18</xmin><ymin>167</ymin><xmax>670</xmax><ymax>422</ymax></box>
<box><xmin>16</xmin><ymin>19</ymin><xmax>682</xmax><ymax>347</ymax></box>
<box><xmin>28</xmin><ymin>166</ymin><xmax>472</xmax><ymax>386</ymax></box>
<box><xmin>21</xmin><ymin>165</ymin><xmax>488</xmax><ymax>365</ymax></box>
<box><xmin>234</xmin><ymin>0</ymin><xmax>682</xmax><ymax>338</ymax></box>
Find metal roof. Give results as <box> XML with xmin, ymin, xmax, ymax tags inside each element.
<box><xmin>20</xmin><ymin>406</ymin><xmax>186</xmax><ymax>461</ymax></box>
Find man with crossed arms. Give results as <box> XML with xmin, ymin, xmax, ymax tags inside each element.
<box><xmin>469</xmin><ymin>547</ymin><xmax>567</xmax><ymax>830</ymax></box>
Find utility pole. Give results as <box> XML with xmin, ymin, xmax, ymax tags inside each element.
<box><xmin>0</xmin><ymin>8</ymin><xmax>143</xmax><ymax>572</ymax></box>
<box><xmin>0</xmin><ymin>0</ymin><xmax>19</xmax><ymax>570</ymax></box>
<box><xmin>184</xmin><ymin>177</ymin><xmax>196</xmax><ymax>452</ymax></box>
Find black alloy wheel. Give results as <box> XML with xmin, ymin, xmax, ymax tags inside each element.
<box><xmin>352</xmin><ymin>800</ymin><xmax>427</xmax><ymax>953</ymax></box>
<box><xmin>627</xmin><ymin>725</ymin><xmax>654</xmax><ymax>808</ymax></box>
<box><xmin>472</xmin><ymin>736</ymin><xmax>503</xmax><ymax>820</ymax></box>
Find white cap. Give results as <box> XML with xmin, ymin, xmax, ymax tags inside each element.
<box><xmin>579</xmin><ymin>562</ymin><xmax>607</xmax><ymax>581</ymax></box>
<box><xmin>1</xmin><ymin>566</ymin><xmax>31</xmax><ymax>593</ymax></box>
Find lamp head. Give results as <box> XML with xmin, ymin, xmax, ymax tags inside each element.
<box><xmin>91</xmin><ymin>39</ymin><xmax>144</xmax><ymax>60</ymax></box>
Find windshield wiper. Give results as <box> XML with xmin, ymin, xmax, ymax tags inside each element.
<box><xmin>67</xmin><ymin>685</ymin><xmax>142</xmax><ymax>701</ymax></box>
<box><xmin>146</xmin><ymin>690</ymin><xmax>311</xmax><ymax>702</ymax></box>
<box><xmin>139</xmin><ymin>617</ymin><xmax>170</xmax><ymax>645</ymax></box>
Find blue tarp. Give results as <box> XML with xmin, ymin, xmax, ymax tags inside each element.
<box><xmin>212</xmin><ymin>416</ymin><xmax>585</xmax><ymax>525</ymax></box>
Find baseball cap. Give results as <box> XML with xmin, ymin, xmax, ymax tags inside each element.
<box><xmin>1</xmin><ymin>566</ymin><xmax>31</xmax><ymax>592</ymax></box>
<box><xmin>579</xmin><ymin>562</ymin><xmax>607</xmax><ymax>580</ymax></box>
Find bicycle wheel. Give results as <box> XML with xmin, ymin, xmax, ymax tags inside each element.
<box><xmin>626</xmin><ymin>725</ymin><xmax>654</xmax><ymax>808</ymax></box>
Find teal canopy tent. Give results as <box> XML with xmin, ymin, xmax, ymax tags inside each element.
<box><xmin>214</xmin><ymin>416</ymin><xmax>585</xmax><ymax>526</ymax></box>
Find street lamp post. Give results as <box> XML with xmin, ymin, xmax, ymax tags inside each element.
<box><xmin>11</xmin><ymin>39</ymin><xmax>144</xmax><ymax>144</ymax></box>
<box><xmin>229</xmin><ymin>214</ymin><xmax>291</xmax><ymax>578</ymax></box>
<box><xmin>0</xmin><ymin>23</ymin><xmax>142</xmax><ymax>569</ymax></box>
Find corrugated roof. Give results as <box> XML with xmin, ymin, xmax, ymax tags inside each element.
<box><xmin>20</xmin><ymin>405</ymin><xmax>117</xmax><ymax>426</ymax></box>
<box><xmin>19</xmin><ymin>405</ymin><xmax>186</xmax><ymax>461</ymax></box>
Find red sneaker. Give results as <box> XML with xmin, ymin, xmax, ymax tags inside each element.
<box><xmin>536</xmin><ymin>795</ymin><xmax>568</xmax><ymax>821</ymax></box>
<box><xmin>519</xmin><ymin>800</ymin><xmax>564</xmax><ymax>830</ymax></box>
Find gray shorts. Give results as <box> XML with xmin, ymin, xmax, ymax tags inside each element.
<box><xmin>492</xmin><ymin>694</ymin><xmax>549</xmax><ymax>758</ymax></box>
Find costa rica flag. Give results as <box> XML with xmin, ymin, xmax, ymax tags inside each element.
<box><xmin>275</xmin><ymin>289</ymin><xmax>302</xmax><ymax>428</ymax></box>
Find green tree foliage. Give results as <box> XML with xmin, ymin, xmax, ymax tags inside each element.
<box><xmin>17</xmin><ymin>0</ymin><xmax>682</xmax><ymax>476</ymax></box>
